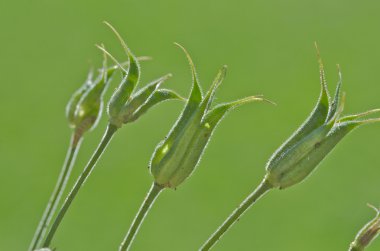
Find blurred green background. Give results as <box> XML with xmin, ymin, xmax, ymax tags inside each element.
<box><xmin>1</xmin><ymin>0</ymin><xmax>379</xmax><ymax>250</ymax></box>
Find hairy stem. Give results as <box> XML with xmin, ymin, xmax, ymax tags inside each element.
<box><xmin>43</xmin><ymin>124</ymin><xmax>118</xmax><ymax>247</ymax></box>
<box><xmin>119</xmin><ymin>182</ymin><xmax>164</xmax><ymax>251</ymax></box>
<box><xmin>200</xmin><ymin>178</ymin><xmax>273</xmax><ymax>251</ymax></box>
<box><xmin>29</xmin><ymin>132</ymin><xmax>83</xmax><ymax>251</ymax></box>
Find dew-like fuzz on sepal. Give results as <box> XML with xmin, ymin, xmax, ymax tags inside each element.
<box><xmin>264</xmin><ymin>56</ymin><xmax>380</xmax><ymax>189</ymax></box>
<box><xmin>98</xmin><ymin>23</ymin><xmax>184</xmax><ymax>128</ymax></box>
<box><xmin>350</xmin><ymin>204</ymin><xmax>380</xmax><ymax>251</ymax></box>
<box><xmin>149</xmin><ymin>44</ymin><xmax>273</xmax><ymax>189</ymax></box>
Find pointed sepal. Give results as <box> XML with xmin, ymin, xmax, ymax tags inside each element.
<box><xmin>199</xmin><ymin>65</ymin><xmax>227</xmax><ymax>114</ymax></box>
<box><xmin>203</xmin><ymin>96</ymin><xmax>273</xmax><ymax>130</ymax></box>
<box><xmin>326</xmin><ymin>65</ymin><xmax>343</xmax><ymax>121</ymax></box>
<box><xmin>175</xmin><ymin>43</ymin><xmax>203</xmax><ymax>104</ymax></box>
<box><xmin>118</xmin><ymin>74</ymin><xmax>172</xmax><ymax>121</ymax></box>
<box><xmin>99</xmin><ymin>24</ymin><xmax>141</xmax><ymax>126</ymax></box>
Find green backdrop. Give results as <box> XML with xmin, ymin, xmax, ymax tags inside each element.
<box><xmin>1</xmin><ymin>0</ymin><xmax>379</xmax><ymax>250</ymax></box>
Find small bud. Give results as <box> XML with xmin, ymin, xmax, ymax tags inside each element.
<box><xmin>65</xmin><ymin>53</ymin><xmax>114</xmax><ymax>143</ymax></box>
<box><xmin>98</xmin><ymin>23</ymin><xmax>183</xmax><ymax>128</ymax></box>
<box><xmin>66</xmin><ymin>69</ymin><xmax>93</xmax><ymax>127</ymax></box>
<box><xmin>350</xmin><ymin>205</ymin><xmax>380</xmax><ymax>251</ymax></box>
<box><xmin>265</xmin><ymin>61</ymin><xmax>380</xmax><ymax>189</ymax></box>
<box><xmin>149</xmin><ymin>44</ymin><xmax>271</xmax><ymax>188</ymax></box>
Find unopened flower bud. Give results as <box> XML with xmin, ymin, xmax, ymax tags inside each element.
<box><xmin>66</xmin><ymin>56</ymin><xmax>114</xmax><ymax>144</ymax></box>
<box><xmin>265</xmin><ymin>62</ymin><xmax>380</xmax><ymax>189</ymax></box>
<box><xmin>149</xmin><ymin>44</ymin><xmax>271</xmax><ymax>188</ymax></box>
<box><xmin>350</xmin><ymin>205</ymin><xmax>380</xmax><ymax>251</ymax></box>
<box><xmin>98</xmin><ymin>23</ymin><xmax>183</xmax><ymax>128</ymax></box>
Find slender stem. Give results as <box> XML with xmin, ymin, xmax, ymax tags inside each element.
<box><xmin>29</xmin><ymin>132</ymin><xmax>83</xmax><ymax>251</ymax></box>
<box><xmin>200</xmin><ymin>178</ymin><xmax>273</xmax><ymax>251</ymax></box>
<box><xmin>42</xmin><ymin>124</ymin><xmax>118</xmax><ymax>247</ymax></box>
<box><xmin>119</xmin><ymin>182</ymin><xmax>164</xmax><ymax>251</ymax></box>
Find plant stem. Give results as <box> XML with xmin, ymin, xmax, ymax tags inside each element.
<box><xmin>29</xmin><ymin>132</ymin><xmax>83</xmax><ymax>251</ymax></box>
<box><xmin>42</xmin><ymin>123</ymin><xmax>118</xmax><ymax>247</ymax></box>
<box><xmin>200</xmin><ymin>178</ymin><xmax>273</xmax><ymax>251</ymax></box>
<box><xmin>119</xmin><ymin>182</ymin><xmax>164</xmax><ymax>251</ymax></box>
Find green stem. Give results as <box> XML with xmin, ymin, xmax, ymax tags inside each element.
<box><xmin>119</xmin><ymin>182</ymin><xmax>164</xmax><ymax>251</ymax></box>
<box><xmin>29</xmin><ymin>132</ymin><xmax>83</xmax><ymax>251</ymax></box>
<box><xmin>200</xmin><ymin>178</ymin><xmax>273</xmax><ymax>251</ymax></box>
<box><xmin>42</xmin><ymin>124</ymin><xmax>118</xmax><ymax>247</ymax></box>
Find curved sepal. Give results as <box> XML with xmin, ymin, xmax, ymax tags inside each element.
<box><xmin>203</xmin><ymin>96</ymin><xmax>273</xmax><ymax>130</ymax></box>
<box><xmin>175</xmin><ymin>43</ymin><xmax>203</xmax><ymax>104</ymax></box>
<box><xmin>119</xmin><ymin>74</ymin><xmax>172</xmax><ymax>121</ymax></box>
<box><xmin>100</xmin><ymin>23</ymin><xmax>141</xmax><ymax>125</ymax></box>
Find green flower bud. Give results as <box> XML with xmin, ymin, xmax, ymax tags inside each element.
<box><xmin>350</xmin><ymin>205</ymin><xmax>380</xmax><ymax>251</ymax></box>
<box><xmin>98</xmin><ymin>22</ymin><xmax>184</xmax><ymax>128</ymax></box>
<box><xmin>65</xmin><ymin>55</ymin><xmax>114</xmax><ymax>143</ymax></box>
<box><xmin>265</xmin><ymin>61</ymin><xmax>380</xmax><ymax>189</ymax></box>
<box><xmin>107</xmin><ymin>49</ymin><xmax>140</xmax><ymax>123</ymax></box>
<box><xmin>66</xmin><ymin>69</ymin><xmax>93</xmax><ymax>127</ymax></box>
<box><xmin>149</xmin><ymin>44</ymin><xmax>271</xmax><ymax>188</ymax></box>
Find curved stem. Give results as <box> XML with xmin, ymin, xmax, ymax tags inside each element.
<box><xmin>119</xmin><ymin>182</ymin><xmax>164</xmax><ymax>251</ymax></box>
<box><xmin>42</xmin><ymin>124</ymin><xmax>118</xmax><ymax>247</ymax></box>
<box><xmin>200</xmin><ymin>178</ymin><xmax>273</xmax><ymax>251</ymax></box>
<box><xmin>29</xmin><ymin>132</ymin><xmax>83</xmax><ymax>251</ymax></box>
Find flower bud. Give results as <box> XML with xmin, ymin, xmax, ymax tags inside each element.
<box><xmin>98</xmin><ymin>23</ymin><xmax>183</xmax><ymax>128</ymax></box>
<box><xmin>65</xmin><ymin>56</ymin><xmax>114</xmax><ymax>143</ymax></box>
<box><xmin>149</xmin><ymin>44</ymin><xmax>271</xmax><ymax>188</ymax></box>
<box><xmin>350</xmin><ymin>205</ymin><xmax>380</xmax><ymax>251</ymax></box>
<box><xmin>107</xmin><ymin>49</ymin><xmax>140</xmax><ymax>124</ymax></box>
<box><xmin>265</xmin><ymin>62</ymin><xmax>380</xmax><ymax>189</ymax></box>
<box><xmin>66</xmin><ymin>69</ymin><xmax>93</xmax><ymax>127</ymax></box>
